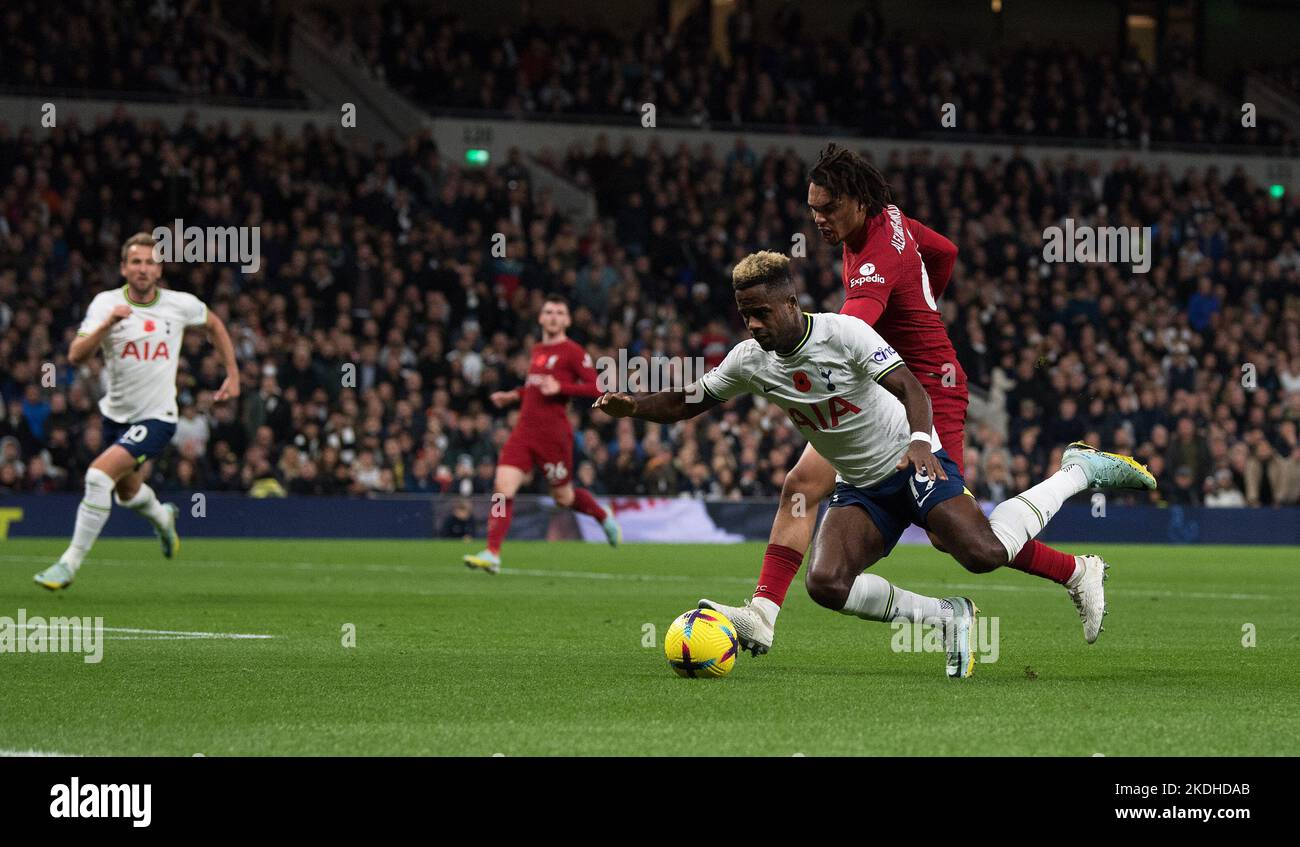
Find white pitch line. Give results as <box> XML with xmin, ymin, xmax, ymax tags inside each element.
<box><xmin>17</xmin><ymin>623</ymin><xmax>276</xmax><ymax>639</ymax></box>
<box><xmin>500</xmin><ymin>567</ymin><xmax>695</xmax><ymax>582</ymax></box>
<box><xmin>0</xmin><ymin>555</ymin><xmax>1273</xmax><ymax>601</ymax></box>
<box><xmin>0</xmin><ymin>749</ymin><xmax>80</xmax><ymax>757</ymax></box>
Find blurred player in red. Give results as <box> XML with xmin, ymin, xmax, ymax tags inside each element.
<box><xmin>464</xmin><ymin>296</ymin><xmax>621</xmax><ymax>573</ymax></box>
<box><xmin>701</xmin><ymin>144</ymin><xmax>1106</xmax><ymax>651</ymax></box>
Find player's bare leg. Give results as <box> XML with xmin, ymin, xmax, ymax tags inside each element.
<box><xmin>700</xmin><ymin>443</ymin><xmax>834</xmax><ymax>656</ymax></box>
<box><xmin>805</xmin><ymin>503</ymin><xmax>977</xmax><ymax>679</ymax></box>
<box><xmin>552</xmin><ymin>481</ymin><xmax>621</xmax><ymax>547</ymax></box>
<box><xmin>36</xmin><ymin>446</ymin><xmax>137</xmax><ymax>589</ymax></box>
<box><xmin>464</xmin><ymin>464</ymin><xmax>525</xmax><ymax>574</ymax></box>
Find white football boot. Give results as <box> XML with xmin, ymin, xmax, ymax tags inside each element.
<box><xmin>941</xmin><ymin>597</ymin><xmax>979</xmax><ymax>679</ymax></box>
<box><xmin>697</xmin><ymin>598</ymin><xmax>775</xmax><ymax>656</ymax></box>
<box><xmin>1066</xmin><ymin>554</ymin><xmax>1109</xmax><ymax>643</ymax></box>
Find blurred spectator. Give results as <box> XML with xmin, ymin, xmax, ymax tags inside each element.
<box><xmin>440</xmin><ymin>499</ymin><xmax>478</xmax><ymax>540</ymax></box>
<box><xmin>1203</xmin><ymin>469</ymin><xmax>1247</xmax><ymax>508</ymax></box>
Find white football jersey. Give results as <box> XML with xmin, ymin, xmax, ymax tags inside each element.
<box><xmin>697</xmin><ymin>312</ymin><xmax>939</xmax><ymax>489</ymax></box>
<box><xmin>77</xmin><ymin>285</ymin><xmax>209</xmax><ymax>424</ymax></box>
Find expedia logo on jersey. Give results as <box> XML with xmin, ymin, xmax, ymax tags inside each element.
<box><xmin>848</xmin><ymin>262</ymin><xmax>887</xmax><ymax>288</ymax></box>
<box><xmin>786</xmin><ymin>396</ymin><xmax>861</xmax><ymax>432</ymax></box>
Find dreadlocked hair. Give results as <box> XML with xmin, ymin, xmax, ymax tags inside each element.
<box><xmin>808</xmin><ymin>143</ymin><xmax>894</xmax><ymax>217</ymax></box>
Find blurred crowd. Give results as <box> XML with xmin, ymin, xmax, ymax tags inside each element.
<box><xmin>321</xmin><ymin>3</ymin><xmax>1294</xmax><ymax>152</ymax></box>
<box><xmin>1</xmin><ymin>109</ymin><xmax>1298</xmax><ymax>507</ymax></box>
<box><xmin>1</xmin><ymin>0</ymin><xmax>303</xmax><ymax>104</ymax></box>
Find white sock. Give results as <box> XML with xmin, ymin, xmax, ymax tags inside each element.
<box><xmin>1065</xmin><ymin>557</ymin><xmax>1086</xmax><ymax>588</ymax></box>
<box><xmin>750</xmin><ymin>596</ymin><xmax>780</xmax><ymax>624</ymax></box>
<box><xmin>62</xmin><ymin>468</ymin><xmax>115</xmax><ymax>572</ymax></box>
<box><xmin>117</xmin><ymin>483</ymin><xmax>171</xmax><ymax>529</ymax></box>
<box><xmin>988</xmin><ymin>465</ymin><xmax>1088</xmax><ymax>561</ymax></box>
<box><xmin>840</xmin><ymin>573</ymin><xmax>950</xmax><ymax>624</ymax></box>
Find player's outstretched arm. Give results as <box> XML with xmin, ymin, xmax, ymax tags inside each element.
<box><xmin>69</xmin><ymin>304</ymin><xmax>131</xmax><ymax>365</ymax></box>
<box><xmin>205</xmin><ymin>311</ymin><xmax>240</xmax><ymax>402</ymax></box>
<box><xmin>490</xmin><ymin>389</ymin><xmax>521</xmax><ymax>409</ymax></box>
<box><xmin>593</xmin><ymin>390</ymin><xmax>721</xmax><ymax>423</ymax></box>
<box><xmin>878</xmin><ymin>364</ymin><xmax>947</xmax><ymax>481</ymax></box>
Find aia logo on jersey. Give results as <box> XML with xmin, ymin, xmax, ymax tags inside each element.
<box><xmin>120</xmin><ymin>341</ymin><xmax>170</xmax><ymax>361</ymax></box>
<box><xmin>787</xmin><ymin>397</ymin><xmax>861</xmax><ymax>432</ymax></box>
<box><xmin>792</xmin><ymin>371</ymin><xmax>812</xmax><ymax>392</ymax></box>
<box><xmin>848</xmin><ymin>261</ymin><xmax>887</xmax><ymax>288</ymax></box>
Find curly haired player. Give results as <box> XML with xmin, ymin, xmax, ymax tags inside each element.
<box><xmin>596</xmin><ymin>252</ymin><xmax>1155</xmax><ymax>677</ymax></box>
<box><xmin>696</xmin><ymin>147</ymin><xmax>1109</xmax><ymax>657</ymax></box>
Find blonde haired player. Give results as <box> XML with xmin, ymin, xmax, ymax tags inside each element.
<box><xmin>34</xmin><ymin>233</ymin><xmax>239</xmax><ymax>590</ymax></box>
<box><xmin>596</xmin><ymin>251</ymin><xmax>1155</xmax><ymax>677</ymax></box>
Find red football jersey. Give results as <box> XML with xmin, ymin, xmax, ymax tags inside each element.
<box><xmin>517</xmin><ymin>338</ymin><xmax>601</xmax><ymax>433</ymax></box>
<box><xmin>838</xmin><ymin>205</ymin><xmax>966</xmax><ymax>386</ymax></box>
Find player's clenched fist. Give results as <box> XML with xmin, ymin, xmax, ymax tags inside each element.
<box><xmin>593</xmin><ymin>392</ymin><xmax>637</xmax><ymax>417</ymax></box>
<box><xmin>108</xmin><ymin>304</ymin><xmax>132</xmax><ymax>324</ymax></box>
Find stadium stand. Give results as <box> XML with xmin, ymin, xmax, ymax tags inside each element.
<box><xmin>0</xmin><ymin>0</ymin><xmax>304</xmax><ymax>105</ymax></box>
<box><xmin>315</xmin><ymin>4</ymin><xmax>1296</xmax><ymax>152</ymax></box>
<box><xmin>2</xmin><ymin>109</ymin><xmax>1298</xmax><ymax>507</ymax></box>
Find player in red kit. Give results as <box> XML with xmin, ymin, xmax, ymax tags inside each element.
<box><xmin>701</xmin><ymin>144</ymin><xmax>1109</xmax><ymax>651</ymax></box>
<box><xmin>464</xmin><ymin>296</ymin><xmax>621</xmax><ymax>573</ymax></box>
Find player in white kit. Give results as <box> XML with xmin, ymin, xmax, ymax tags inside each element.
<box><xmin>34</xmin><ymin>233</ymin><xmax>240</xmax><ymax>590</ymax></box>
<box><xmin>595</xmin><ymin>251</ymin><xmax>1155</xmax><ymax>677</ymax></box>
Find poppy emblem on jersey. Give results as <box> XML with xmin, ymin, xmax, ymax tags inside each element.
<box><xmin>793</xmin><ymin>371</ymin><xmax>812</xmax><ymax>392</ymax></box>
<box><xmin>143</xmin><ymin>319</ymin><xmax>156</xmax><ymax>333</ymax></box>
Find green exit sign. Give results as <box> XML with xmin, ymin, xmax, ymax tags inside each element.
<box><xmin>465</xmin><ymin>149</ymin><xmax>490</xmax><ymax>166</ymax></box>
<box><xmin>1270</xmin><ymin>183</ymin><xmax>1285</xmax><ymax>199</ymax></box>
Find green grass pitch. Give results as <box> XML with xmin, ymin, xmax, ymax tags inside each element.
<box><xmin>2</xmin><ymin>538</ymin><xmax>1297</xmax><ymax>756</ymax></box>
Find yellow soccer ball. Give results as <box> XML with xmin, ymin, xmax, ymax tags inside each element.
<box><xmin>664</xmin><ymin>609</ymin><xmax>739</xmax><ymax>678</ymax></box>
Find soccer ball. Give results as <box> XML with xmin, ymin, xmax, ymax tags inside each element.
<box><xmin>664</xmin><ymin>609</ymin><xmax>739</xmax><ymax>678</ymax></box>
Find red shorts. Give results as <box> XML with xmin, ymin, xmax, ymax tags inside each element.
<box><xmin>497</xmin><ymin>428</ymin><xmax>574</xmax><ymax>487</ymax></box>
<box><xmin>923</xmin><ymin>380</ymin><xmax>969</xmax><ymax>475</ymax></box>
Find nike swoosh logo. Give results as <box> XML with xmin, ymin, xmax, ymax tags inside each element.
<box><xmin>759</xmin><ymin>383</ymin><xmax>776</xmax><ymax>392</ymax></box>
<box><xmin>911</xmin><ymin>477</ymin><xmax>938</xmax><ymax>507</ymax></box>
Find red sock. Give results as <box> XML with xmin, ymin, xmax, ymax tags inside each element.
<box><xmin>486</xmin><ymin>497</ymin><xmax>514</xmax><ymax>555</ymax></box>
<box><xmin>753</xmin><ymin>543</ymin><xmax>804</xmax><ymax>606</ymax></box>
<box><xmin>569</xmin><ymin>488</ymin><xmax>608</xmax><ymax>523</ymax></box>
<box><xmin>1008</xmin><ymin>540</ymin><xmax>1077</xmax><ymax>585</ymax></box>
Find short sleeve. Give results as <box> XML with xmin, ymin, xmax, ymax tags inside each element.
<box><xmin>695</xmin><ymin>342</ymin><xmax>753</xmax><ymax>402</ymax></box>
<box><xmin>181</xmin><ymin>292</ymin><xmax>209</xmax><ymax>327</ymax></box>
<box><xmin>77</xmin><ymin>294</ymin><xmax>110</xmax><ymax>336</ymax></box>
<box><xmin>838</xmin><ymin>315</ymin><xmax>905</xmax><ymax>383</ymax></box>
